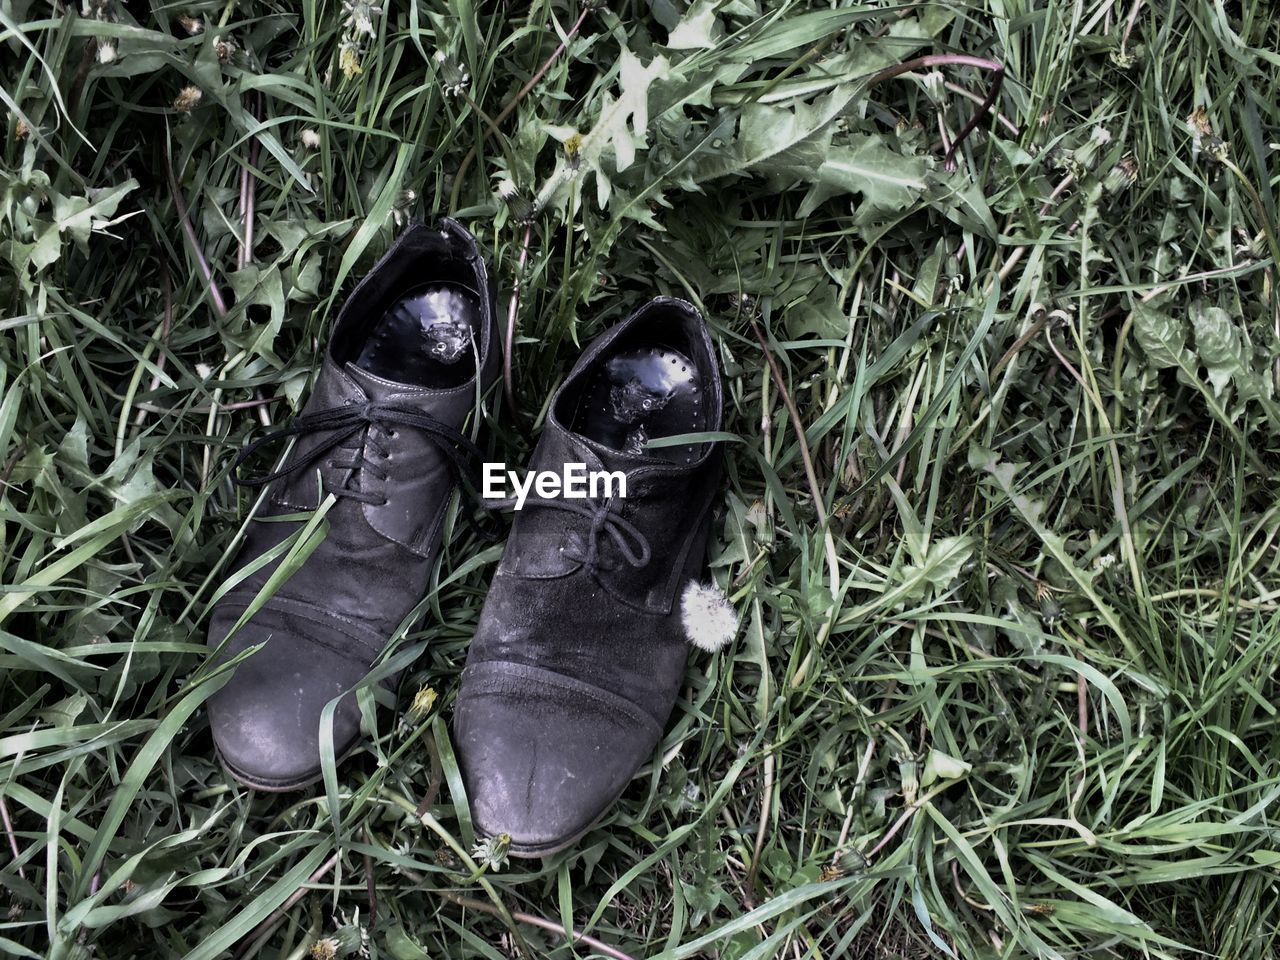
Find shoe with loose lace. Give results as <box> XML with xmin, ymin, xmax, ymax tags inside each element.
<box><xmin>453</xmin><ymin>297</ymin><xmax>728</xmax><ymax>856</ymax></box>
<box><xmin>207</xmin><ymin>219</ymin><xmax>498</xmax><ymax>791</ymax></box>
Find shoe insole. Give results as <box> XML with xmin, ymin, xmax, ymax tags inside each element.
<box><xmin>355</xmin><ymin>282</ymin><xmax>481</xmax><ymax>388</ymax></box>
<box><xmin>577</xmin><ymin>346</ymin><xmax>705</xmax><ymax>464</ymax></box>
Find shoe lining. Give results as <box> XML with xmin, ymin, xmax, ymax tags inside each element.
<box><xmin>355</xmin><ymin>282</ymin><xmax>481</xmax><ymax>388</ymax></box>
<box><xmin>576</xmin><ymin>343</ymin><xmax>706</xmax><ymax>465</ymax></box>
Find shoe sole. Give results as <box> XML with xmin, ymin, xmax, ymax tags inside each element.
<box><xmin>489</xmin><ymin>783</ymin><xmax>632</xmax><ymax>859</ymax></box>
<box><xmin>218</xmin><ymin>748</ymin><xmax>322</xmax><ymax>792</ymax></box>
<box><xmin>219</xmin><ymin>749</ymin><xmax>610</xmax><ymax>855</ymax></box>
<box><xmin>506</xmin><ymin>816</ymin><xmax>603</xmax><ymax>859</ymax></box>
<box><xmin>216</xmin><ymin>742</ymin><xmax>361</xmax><ymax>793</ymax></box>
<box><xmin>219</xmin><ymin>748</ymin><xmax>612</xmax><ymax>857</ymax></box>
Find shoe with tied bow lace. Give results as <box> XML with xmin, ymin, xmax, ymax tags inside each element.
<box><xmin>207</xmin><ymin>220</ymin><xmax>499</xmax><ymax>791</ymax></box>
<box><xmin>454</xmin><ymin>297</ymin><xmax>728</xmax><ymax>856</ymax></box>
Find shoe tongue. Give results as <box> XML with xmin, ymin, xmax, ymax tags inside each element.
<box><xmin>344</xmin><ymin>361</ymin><xmax>433</xmax><ymax>402</ymax></box>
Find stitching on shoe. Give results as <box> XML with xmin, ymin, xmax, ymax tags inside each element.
<box><xmin>217</xmin><ymin>735</ymin><xmax>363</xmax><ymax>791</ymax></box>
<box><xmin>218</xmin><ymin>588</ymin><xmax>385</xmax><ymax>639</ymax></box>
<box><xmin>461</xmin><ymin>660</ymin><xmax>663</xmax><ymax>735</ymax></box>
<box><xmin>214</xmin><ymin>593</ymin><xmax>389</xmax><ymax>662</ymax></box>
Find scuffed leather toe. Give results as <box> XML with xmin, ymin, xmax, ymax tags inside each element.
<box><xmin>455</xmin><ymin>661</ymin><xmax>661</xmax><ymax>855</ymax></box>
<box><xmin>208</xmin><ymin>607</ymin><xmax>367</xmax><ymax>791</ymax></box>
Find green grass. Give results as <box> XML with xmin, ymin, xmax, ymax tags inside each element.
<box><xmin>4</xmin><ymin>0</ymin><xmax>1280</xmax><ymax>957</ymax></box>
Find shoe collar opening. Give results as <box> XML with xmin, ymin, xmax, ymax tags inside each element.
<box><xmin>327</xmin><ymin>219</ymin><xmax>494</xmax><ymax>387</ymax></box>
<box><xmin>547</xmin><ymin>297</ymin><xmax>722</xmax><ymax>472</ymax></box>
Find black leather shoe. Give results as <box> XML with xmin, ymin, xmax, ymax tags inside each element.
<box><xmin>207</xmin><ymin>219</ymin><xmax>499</xmax><ymax>791</ymax></box>
<box><xmin>454</xmin><ymin>297</ymin><xmax>727</xmax><ymax>856</ymax></box>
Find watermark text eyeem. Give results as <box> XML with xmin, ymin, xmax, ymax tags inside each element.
<box><xmin>482</xmin><ymin>463</ymin><xmax>626</xmax><ymax>510</ymax></box>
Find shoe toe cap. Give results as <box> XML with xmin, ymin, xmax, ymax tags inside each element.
<box><xmin>454</xmin><ymin>662</ymin><xmax>662</xmax><ymax>855</ymax></box>
<box><xmin>208</xmin><ymin>610</ymin><xmax>367</xmax><ymax>790</ymax></box>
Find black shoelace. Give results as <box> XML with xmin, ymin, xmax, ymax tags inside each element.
<box><xmin>486</xmin><ymin>496</ymin><xmax>651</xmax><ymax>573</ymax></box>
<box><xmin>232</xmin><ymin>401</ymin><xmax>494</xmax><ymax>538</ymax></box>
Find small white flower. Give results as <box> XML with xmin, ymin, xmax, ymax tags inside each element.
<box><xmin>922</xmin><ymin>70</ymin><xmax>945</xmax><ymax>101</ymax></box>
<box><xmin>172</xmin><ymin>85</ymin><xmax>202</xmax><ymax>113</ymax></box>
<box><xmin>391</xmin><ymin>188</ymin><xmax>418</xmax><ymax>227</ymax></box>
<box><xmin>434</xmin><ymin>50</ymin><xmax>470</xmax><ymax>96</ymax></box>
<box><xmin>339</xmin><ymin>38</ymin><xmax>362</xmax><ymax>78</ymax></box>
<box><xmin>342</xmin><ymin>0</ymin><xmax>383</xmax><ymax>37</ymax></box>
<box><xmin>680</xmin><ymin>581</ymin><xmax>738</xmax><ymax>653</ymax></box>
<box><xmin>496</xmin><ymin>179</ymin><xmax>535</xmax><ymax>223</ymax></box>
<box><xmin>97</xmin><ymin>40</ymin><xmax>117</xmax><ymax>64</ymax></box>
<box><xmin>300</xmin><ymin>128</ymin><xmax>321</xmax><ymax>149</ymax></box>
<box><xmin>472</xmin><ymin>833</ymin><xmax>510</xmax><ymax>872</ymax></box>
